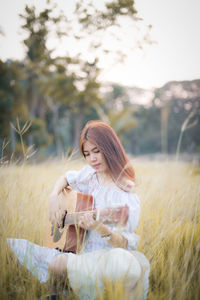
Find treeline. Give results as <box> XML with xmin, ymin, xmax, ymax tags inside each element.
<box><xmin>102</xmin><ymin>80</ymin><xmax>200</xmax><ymax>155</ymax></box>
<box><xmin>0</xmin><ymin>1</ymin><xmax>200</xmax><ymax>161</ymax></box>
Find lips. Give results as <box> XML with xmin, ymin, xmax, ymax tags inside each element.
<box><xmin>93</xmin><ymin>163</ymin><xmax>100</xmax><ymax>168</ymax></box>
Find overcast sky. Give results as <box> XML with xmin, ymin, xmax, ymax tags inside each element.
<box><xmin>0</xmin><ymin>0</ymin><xmax>199</xmax><ymax>89</ymax></box>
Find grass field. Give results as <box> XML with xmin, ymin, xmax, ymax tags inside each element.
<box><xmin>0</xmin><ymin>158</ymin><xmax>199</xmax><ymax>300</ymax></box>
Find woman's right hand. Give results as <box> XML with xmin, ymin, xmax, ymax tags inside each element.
<box><xmin>49</xmin><ymin>193</ymin><xmax>62</xmax><ymax>226</ymax></box>
<box><xmin>49</xmin><ymin>176</ymin><xmax>68</xmax><ymax>226</ymax></box>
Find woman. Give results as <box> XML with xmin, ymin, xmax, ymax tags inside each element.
<box><xmin>7</xmin><ymin>120</ymin><xmax>150</xmax><ymax>300</ymax></box>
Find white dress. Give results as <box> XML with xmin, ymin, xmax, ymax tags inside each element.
<box><xmin>7</xmin><ymin>165</ymin><xmax>150</xmax><ymax>300</ymax></box>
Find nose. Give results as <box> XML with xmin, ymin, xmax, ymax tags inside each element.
<box><xmin>90</xmin><ymin>153</ymin><xmax>97</xmax><ymax>162</ymax></box>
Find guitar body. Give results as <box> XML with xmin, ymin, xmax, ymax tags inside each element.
<box><xmin>45</xmin><ymin>190</ymin><xmax>94</xmax><ymax>253</ymax></box>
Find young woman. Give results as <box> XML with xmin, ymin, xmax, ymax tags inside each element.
<box><xmin>7</xmin><ymin>120</ymin><xmax>150</xmax><ymax>300</ymax></box>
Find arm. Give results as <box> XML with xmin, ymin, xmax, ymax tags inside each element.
<box><xmin>96</xmin><ymin>193</ymin><xmax>140</xmax><ymax>250</ymax></box>
<box><xmin>96</xmin><ymin>223</ymin><xmax>128</xmax><ymax>249</ymax></box>
<box><xmin>49</xmin><ymin>176</ymin><xmax>69</xmax><ymax>225</ymax></box>
<box><xmin>78</xmin><ymin>192</ymin><xmax>140</xmax><ymax>250</ymax></box>
<box><xmin>78</xmin><ymin>215</ymin><xmax>128</xmax><ymax>249</ymax></box>
<box><xmin>50</xmin><ymin>166</ymin><xmax>93</xmax><ymax>225</ymax></box>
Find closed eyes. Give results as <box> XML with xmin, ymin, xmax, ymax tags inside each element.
<box><xmin>83</xmin><ymin>148</ymin><xmax>100</xmax><ymax>156</ymax></box>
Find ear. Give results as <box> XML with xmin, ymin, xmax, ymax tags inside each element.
<box><xmin>117</xmin><ymin>178</ymin><xmax>135</xmax><ymax>193</ymax></box>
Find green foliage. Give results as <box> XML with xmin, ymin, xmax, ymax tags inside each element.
<box><xmin>20</xmin><ymin>5</ymin><xmax>61</xmax><ymax>62</ymax></box>
<box><xmin>133</xmin><ymin>105</ymin><xmax>161</xmax><ymax>154</ymax></box>
<box><xmin>154</xmin><ymin>80</ymin><xmax>200</xmax><ymax>154</ymax></box>
<box><xmin>109</xmin><ymin>108</ymin><xmax>137</xmax><ymax>137</ymax></box>
<box><xmin>0</xmin><ymin>1</ymin><xmax>199</xmax><ymax>160</ymax></box>
<box><xmin>75</xmin><ymin>0</ymin><xmax>150</xmax><ymax>67</ymax></box>
<box><xmin>0</xmin><ymin>60</ymin><xmax>27</xmax><ymax>138</ymax></box>
<box><xmin>76</xmin><ymin>0</ymin><xmax>137</xmax><ymax>29</ymax></box>
<box><xmin>30</xmin><ymin>118</ymin><xmax>53</xmax><ymax>149</ymax></box>
<box><xmin>41</xmin><ymin>58</ymin><xmax>77</xmax><ymax>106</ymax></box>
<box><xmin>105</xmin><ymin>0</ymin><xmax>137</xmax><ymax>19</ymax></box>
<box><xmin>96</xmin><ymin>83</ymin><xmax>137</xmax><ymax>150</ymax></box>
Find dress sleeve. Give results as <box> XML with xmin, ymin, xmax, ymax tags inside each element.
<box><xmin>113</xmin><ymin>192</ymin><xmax>141</xmax><ymax>251</ymax></box>
<box><xmin>64</xmin><ymin>165</ymin><xmax>95</xmax><ymax>194</ymax></box>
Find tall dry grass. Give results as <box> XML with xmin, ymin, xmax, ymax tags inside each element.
<box><xmin>0</xmin><ymin>158</ymin><xmax>199</xmax><ymax>299</ymax></box>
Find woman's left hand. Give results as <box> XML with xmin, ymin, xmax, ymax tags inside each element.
<box><xmin>78</xmin><ymin>213</ymin><xmax>101</xmax><ymax>231</ymax></box>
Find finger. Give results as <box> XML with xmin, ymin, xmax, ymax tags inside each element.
<box><xmin>49</xmin><ymin>209</ymin><xmax>53</xmax><ymax>221</ymax></box>
<box><xmin>86</xmin><ymin>215</ymin><xmax>93</xmax><ymax>224</ymax></box>
<box><xmin>79</xmin><ymin>219</ymin><xmax>86</xmax><ymax>229</ymax></box>
<box><xmin>55</xmin><ymin>211</ymin><xmax>60</xmax><ymax>220</ymax></box>
<box><xmin>65</xmin><ymin>187</ymin><xmax>71</xmax><ymax>193</ymax></box>
<box><xmin>55</xmin><ymin>212</ymin><xmax>62</xmax><ymax>226</ymax></box>
<box><xmin>78</xmin><ymin>221</ymin><xmax>83</xmax><ymax>228</ymax></box>
<box><xmin>60</xmin><ymin>210</ymin><xmax>66</xmax><ymax>219</ymax></box>
<box><xmin>49</xmin><ymin>213</ymin><xmax>55</xmax><ymax>224</ymax></box>
<box><xmin>79</xmin><ymin>216</ymin><xmax>84</xmax><ymax>223</ymax></box>
<box><xmin>84</xmin><ymin>216</ymin><xmax>90</xmax><ymax>225</ymax></box>
<box><xmin>87</xmin><ymin>214</ymin><xmax>94</xmax><ymax>222</ymax></box>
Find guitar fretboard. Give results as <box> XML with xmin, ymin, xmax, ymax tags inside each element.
<box><xmin>63</xmin><ymin>206</ymin><xmax>129</xmax><ymax>226</ymax></box>
<box><xmin>64</xmin><ymin>211</ymin><xmax>95</xmax><ymax>225</ymax></box>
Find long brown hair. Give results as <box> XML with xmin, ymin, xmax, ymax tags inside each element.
<box><xmin>80</xmin><ymin>120</ymin><xmax>135</xmax><ymax>184</ymax></box>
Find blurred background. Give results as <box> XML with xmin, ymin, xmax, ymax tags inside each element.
<box><xmin>0</xmin><ymin>0</ymin><xmax>200</xmax><ymax>162</ymax></box>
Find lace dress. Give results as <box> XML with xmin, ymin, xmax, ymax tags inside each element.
<box><xmin>7</xmin><ymin>165</ymin><xmax>150</xmax><ymax>300</ymax></box>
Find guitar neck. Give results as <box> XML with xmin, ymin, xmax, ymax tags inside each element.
<box><xmin>64</xmin><ymin>211</ymin><xmax>95</xmax><ymax>226</ymax></box>
<box><xmin>63</xmin><ymin>206</ymin><xmax>129</xmax><ymax>226</ymax></box>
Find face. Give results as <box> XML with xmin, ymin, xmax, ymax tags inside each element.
<box><xmin>83</xmin><ymin>141</ymin><xmax>108</xmax><ymax>174</ymax></box>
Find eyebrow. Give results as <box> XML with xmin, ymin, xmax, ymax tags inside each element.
<box><xmin>83</xmin><ymin>147</ymin><xmax>98</xmax><ymax>153</ymax></box>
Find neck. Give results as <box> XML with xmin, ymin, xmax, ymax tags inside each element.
<box><xmin>96</xmin><ymin>171</ymin><xmax>121</xmax><ymax>190</ymax></box>
<box><xmin>96</xmin><ymin>171</ymin><xmax>112</xmax><ymax>185</ymax></box>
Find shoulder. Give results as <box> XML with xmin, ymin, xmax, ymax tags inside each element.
<box><xmin>117</xmin><ymin>178</ymin><xmax>136</xmax><ymax>193</ymax></box>
<box><xmin>65</xmin><ymin>164</ymin><xmax>95</xmax><ymax>182</ymax></box>
<box><xmin>77</xmin><ymin>165</ymin><xmax>95</xmax><ymax>181</ymax></box>
<box><xmin>109</xmin><ymin>187</ymin><xmax>140</xmax><ymax>208</ymax></box>
<box><xmin>127</xmin><ymin>192</ymin><xmax>140</xmax><ymax>207</ymax></box>
<box><xmin>65</xmin><ymin>165</ymin><xmax>95</xmax><ymax>193</ymax></box>
<box><xmin>117</xmin><ymin>179</ymin><xmax>140</xmax><ymax>207</ymax></box>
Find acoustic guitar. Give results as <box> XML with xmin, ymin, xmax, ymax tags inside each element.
<box><xmin>45</xmin><ymin>189</ymin><xmax>129</xmax><ymax>253</ymax></box>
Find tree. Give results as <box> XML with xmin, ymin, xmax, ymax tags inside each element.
<box><xmin>153</xmin><ymin>80</ymin><xmax>200</xmax><ymax>154</ymax></box>
<box><xmin>74</xmin><ymin>0</ymin><xmax>152</xmax><ymax>66</ymax></box>
<box><xmin>19</xmin><ymin>5</ymin><xmax>61</xmax><ymax>148</ymax></box>
<box><xmin>0</xmin><ymin>59</ymin><xmax>28</xmax><ymax>156</ymax></box>
<box><xmin>71</xmin><ymin>0</ymin><xmax>152</xmax><ymax>151</ymax></box>
<box><xmin>71</xmin><ymin>59</ymin><xmax>104</xmax><ymax>150</ymax></box>
<box><xmin>1</xmin><ymin>0</ymin><xmax>153</xmax><ymax>158</ymax></box>
<box><xmin>98</xmin><ymin>83</ymin><xmax>137</xmax><ymax>151</ymax></box>
<box><xmin>40</xmin><ymin>57</ymin><xmax>78</xmax><ymax>155</ymax></box>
